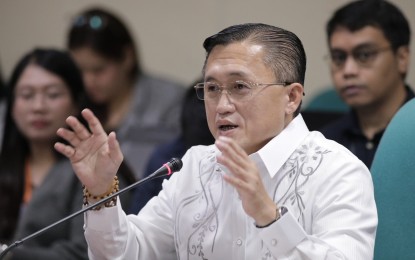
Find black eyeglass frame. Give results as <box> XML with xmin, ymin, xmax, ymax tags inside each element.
<box><xmin>327</xmin><ymin>45</ymin><xmax>392</xmax><ymax>70</ymax></box>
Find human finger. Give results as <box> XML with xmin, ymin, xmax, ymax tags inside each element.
<box><xmin>54</xmin><ymin>142</ymin><xmax>75</xmax><ymax>159</ymax></box>
<box><xmin>56</xmin><ymin>127</ymin><xmax>81</xmax><ymax>147</ymax></box>
<box><xmin>65</xmin><ymin>115</ymin><xmax>91</xmax><ymax>141</ymax></box>
<box><xmin>222</xmin><ymin>172</ymin><xmax>247</xmax><ymax>189</ymax></box>
<box><xmin>81</xmin><ymin>109</ymin><xmax>106</xmax><ymax>137</ymax></box>
<box><xmin>216</xmin><ymin>137</ymin><xmax>250</xmax><ymax>179</ymax></box>
<box><xmin>108</xmin><ymin>132</ymin><xmax>124</xmax><ymax>166</ymax></box>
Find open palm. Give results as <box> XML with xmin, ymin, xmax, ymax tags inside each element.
<box><xmin>55</xmin><ymin>109</ymin><xmax>123</xmax><ymax>195</ymax></box>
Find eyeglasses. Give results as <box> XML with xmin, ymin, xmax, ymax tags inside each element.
<box><xmin>328</xmin><ymin>46</ymin><xmax>391</xmax><ymax>70</ymax></box>
<box><xmin>194</xmin><ymin>80</ymin><xmax>291</xmax><ymax>102</ymax></box>
<box><xmin>72</xmin><ymin>14</ymin><xmax>107</xmax><ymax>30</ymax></box>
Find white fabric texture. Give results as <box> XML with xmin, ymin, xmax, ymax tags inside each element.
<box><xmin>84</xmin><ymin>115</ymin><xmax>377</xmax><ymax>259</ymax></box>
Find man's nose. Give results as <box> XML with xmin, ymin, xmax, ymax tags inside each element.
<box><xmin>216</xmin><ymin>90</ymin><xmax>235</xmax><ymax>114</ymax></box>
<box><xmin>342</xmin><ymin>55</ymin><xmax>359</xmax><ymax>76</ymax></box>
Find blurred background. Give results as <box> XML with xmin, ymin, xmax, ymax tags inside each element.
<box><xmin>0</xmin><ymin>0</ymin><xmax>414</xmax><ymax>107</ymax></box>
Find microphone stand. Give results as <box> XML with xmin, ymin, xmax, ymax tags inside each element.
<box><xmin>0</xmin><ymin>170</ymin><xmax>170</xmax><ymax>259</ymax></box>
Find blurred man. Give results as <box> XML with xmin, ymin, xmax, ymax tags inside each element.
<box><xmin>321</xmin><ymin>0</ymin><xmax>414</xmax><ymax>168</ymax></box>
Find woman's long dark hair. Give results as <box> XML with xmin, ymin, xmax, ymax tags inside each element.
<box><xmin>0</xmin><ymin>48</ymin><xmax>136</xmax><ymax>243</ymax></box>
<box><xmin>68</xmin><ymin>7</ymin><xmax>141</xmax><ymax>81</ymax></box>
<box><xmin>0</xmin><ymin>48</ymin><xmax>86</xmax><ymax>243</ymax></box>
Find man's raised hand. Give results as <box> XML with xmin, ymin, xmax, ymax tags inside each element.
<box><xmin>54</xmin><ymin>109</ymin><xmax>123</xmax><ymax>195</ymax></box>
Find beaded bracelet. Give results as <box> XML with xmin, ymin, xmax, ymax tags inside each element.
<box><xmin>83</xmin><ymin>176</ymin><xmax>119</xmax><ymax>211</ymax></box>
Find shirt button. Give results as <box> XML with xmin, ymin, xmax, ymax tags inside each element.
<box><xmin>236</xmin><ymin>238</ymin><xmax>243</xmax><ymax>246</ymax></box>
<box><xmin>366</xmin><ymin>141</ymin><xmax>374</xmax><ymax>150</ymax></box>
<box><xmin>271</xmin><ymin>239</ymin><xmax>278</xmax><ymax>246</ymax></box>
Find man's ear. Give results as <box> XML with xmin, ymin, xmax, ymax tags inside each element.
<box><xmin>396</xmin><ymin>45</ymin><xmax>410</xmax><ymax>77</ymax></box>
<box><xmin>285</xmin><ymin>83</ymin><xmax>304</xmax><ymax>115</ymax></box>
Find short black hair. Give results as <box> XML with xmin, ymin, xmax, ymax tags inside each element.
<box><xmin>202</xmin><ymin>23</ymin><xmax>306</xmax><ymax>116</ymax></box>
<box><xmin>327</xmin><ymin>0</ymin><xmax>411</xmax><ymax>51</ymax></box>
<box><xmin>203</xmin><ymin>23</ymin><xmax>306</xmax><ymax>85</ymax></box>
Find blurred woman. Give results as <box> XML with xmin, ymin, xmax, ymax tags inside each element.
<box><xmin>0</xmin><ymin>48</ymin><xmax>134</xmax><ymax>259</ymax></box>
<box><xmin>68</xmin><ymin>7</ymin><xmax>185</xmax><ymax>179</ymax></box>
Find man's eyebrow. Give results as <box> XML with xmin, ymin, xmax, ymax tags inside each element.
<box><xmin>331</xmin><ymin>42</ymin><xmax>380</xmax><ymax>51</ymax></box>
<box><xmin>204</xmin><ymin>76</ymin><xmax>216</xmax><ymax>82</ymax></box>
<box><xmin>204</xmin><ymin>72</ymin><xmax>250</xmax><ymax>82</ymax></box>
<box><xmin>353</xmin><ymin>43</ymin><xmax>381</xmax><ymax>50</ymax></box>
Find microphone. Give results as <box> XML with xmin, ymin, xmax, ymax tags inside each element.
<box><xmin>0</xmin><ymin>157</ymin><xmax>183</xmax><ymax>259</ymax></box>
<box><xmin>152</xmin><ymin>157</ymin><xmax>183</xmax><ymax>178</ymax></box>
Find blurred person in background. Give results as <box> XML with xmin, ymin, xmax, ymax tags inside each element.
<box><xmin>0</xmin><ymin>48</ymin><xmax>89</xmax><ymax>259</ymax></box>
<box><xmin>0</xmin><ymin>48</ymin><xmax>135</xmax><ymax>259</ymax></box>
<box><xmin>67</xmin><ymin>7</ymin><xmax>185</xmax><ymax>180</ymax></box>
<box><xmin>321</xmin><ymin>0</ymin><xmax>414</xmax><ymax>168</ymax></box>
<box><xmin>130</xmin><ymin>79</ymin><xmax>215</xmax><ymax>214</ymax></box>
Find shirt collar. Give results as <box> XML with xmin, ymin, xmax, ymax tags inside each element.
<box><xmin>347</xmin><ymin>85</ymin><xmax>415</xmax><ymax>136</ymax></box>
<box><xmin>250</xmin><ymin>114</ymin><xmax>310</xmax><ymax>178</ymax></box>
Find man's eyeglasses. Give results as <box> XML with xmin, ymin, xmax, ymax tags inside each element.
<box><xmin>194</xmin><ymin>80</ymin><xmax>291</xmax><ymax>102</ymax></box>
<box><xmin>72</xmin><ymin>14</ymin><xmax>107</xmax><ymax>31</ymax></box>
<box><xmin>328</xmin><ymin>46</ymin><xmax>391</xmax><ymax>70</ymax></box>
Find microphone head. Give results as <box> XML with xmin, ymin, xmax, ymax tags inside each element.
<box><xmin>168</xmin><ymin>158</ymin><xmax>183</xmax><ymax>172</ymax></box>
